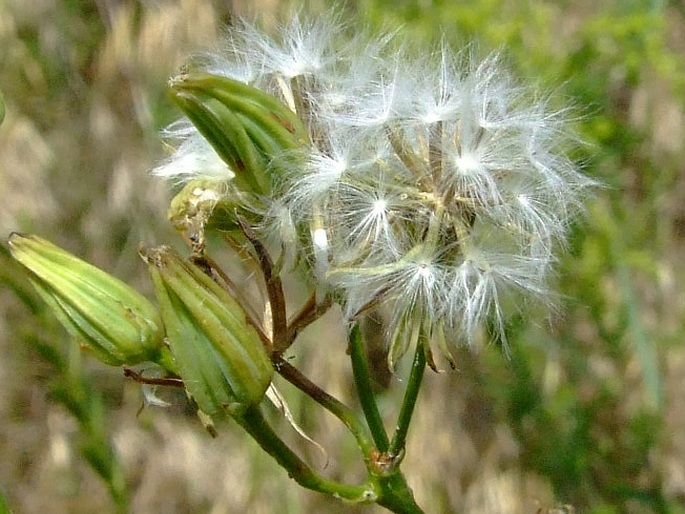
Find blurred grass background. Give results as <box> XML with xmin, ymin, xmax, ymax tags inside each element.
<box><xmin>1</xmin><ymin>0</ymin><xmax>685</xmax><ymax>513</ymax></box>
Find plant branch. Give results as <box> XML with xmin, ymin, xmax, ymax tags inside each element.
<box><xmin>237</xmin><ymin>216</ymin><xmax>288</xmax><ymax>351</ymax></box>
<box><xmin>273</xmin><ymin>356</ymin><xmax>376</xmax><ymax>457</ymax></box>
<box><xmin>123</xmin><ymin>367</ymin><xmax>184</xmax><ymax>387</ymax></box>
<box><xmin>389</xmin><ymin>343</ymin><xmax>426</xmax><ymax>458</ymax></box>
<box><xmin>375</xmin><ymin>473</ymin><xmax>426</xmax><ymax>514</ymax></box>
<box><xmin>349</xmin><ymin>323</ymin><xmax>390</xmax><ymax>452</ymax></box>
<box><xmin>283</xmin><ymin>292</ymin><xmax>332</xmax><ymax>352</ymax></box>
<box><xmin>236</xmin><ymin>405</ymin><xmax>375</xmax><ymax>502</ymax></box>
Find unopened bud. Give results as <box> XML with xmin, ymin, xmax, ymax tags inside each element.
<box><xmin>8</xmin><ymin>233</ymin><xmax>164</xmax><ymax>366</ymax></box>
<box><xmin>167</xmin><ymin>72</ymin><xmax>309</xmax><ymax>195</ymax></box>
<box><xmin>145</xmin><ymin>245</ymin><xmax>273</xmax><ymax>418</ymax></box>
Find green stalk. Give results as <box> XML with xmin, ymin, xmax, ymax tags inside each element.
<box><xmin>346</xmin><ymin>326</ymin><xmax>427</xmax><ymax>514</ymax></box>
<box><xmin>389</xmin><ymin>343</ymin><xmax>426</xmax><ymax>457</ymax></box>
<box><xmin>274</xmin><ymin>357</ymin><xmax>376</xmax><ymax>457</ymax></box>
<box><xmin>349</xmin><ymin>324</ymin><xmax>390</xmax><ymax>452</ymax></box>
<box><xmin>236</xmin><ymin>405</ymin><xmax>375</xmax><ymax>502</ymax></box>
<box><xmin>375</xmin><ymin>473</ymin><xmax>426</xmax><ymax>514</ymax></box>
<box><xmin>238</xmin><ymin>403</ymin><xmax>427</xmax><ymax>513</ymax></box>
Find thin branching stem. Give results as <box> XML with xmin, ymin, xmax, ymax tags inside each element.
<box><xmin>123</xmin><ymin>368</ymin><xmax>184</xmax><ymax>387</ymax></box>
<box><xmin>349</xmin><ymin>324</ymin><xmax>390</xmax><ymax>452</ymax></box>
<box><xmin>389</xmin><ymin>343</ymin><xmax>426</xmax><ymax>458</ymax></box>
<box><xmin>236</xmin><ymin>405</ymin><xmax>375</xmax><ymax>502</ymax></box>
<box><xmin>237</xmin><ymin>216</ymin><xmax>288</xmax><ymax>350</ymax></box>
<box><xmin>375</xmin><ymin>473</ymin><xmax>427</xmax><ymax>514</ymax></box>
<box><xmin>273</xmin><ymin>356</ymin><xmax>376</xmax><ymax>457</ymax></box>
<box><xmin>272</xmin><ymin>357</ymin><xmax>427</xmax><ymax>514</ymax></box>
<box><xmin>284</xmin><ymin>292</ymin><xmax>332</xmax><ymax>351</ymax></box>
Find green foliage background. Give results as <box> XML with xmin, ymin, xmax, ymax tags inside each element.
<box><xmin>1</xmin><ymin>0</ymin><xmax>684</xmax><ymax>513</ymax></box>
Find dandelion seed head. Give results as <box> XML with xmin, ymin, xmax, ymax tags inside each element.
<box><xmin>156</xmin><ymin>11</ymin><xmax>595</xmax><ymax>368</ymax></box>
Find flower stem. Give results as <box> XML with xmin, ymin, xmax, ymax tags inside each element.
<box><xmin>236</xmin><ymin>216</ymin><xmax>287</xmax><ymax>351</ymax></box>
<box><xmin>349</xmin><ymin>323</ymin><xmax>390</xmax><ymax>452</ymax></box>
<box><xmin>274</xmin><ymin>356</ymin><xmax>376</xmax><ymax>456</ymax></box>
<box><xmin>236</xmin><ymin>405</ymin><xmax>374</xmax><ymax>502</ymax></box>
<box><xmin>284</xmin><ymin>292</ymin><xmax>332</xmax><ymax>350</ymax></box>
<box><xmin>375</xmin><ymin>473</ymin><xmax>426</xmax><ymax>514</ymax></box>
<box><xmin>389</xmin><ymin>343</ymin><xmax>426</xmax><ymax>457</ymax></box>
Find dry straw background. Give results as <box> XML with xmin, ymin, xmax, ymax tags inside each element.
<box><xmin>1</xmin><ymin>1</ymin><xmax>685</xmax><ymax>513</ymax></box>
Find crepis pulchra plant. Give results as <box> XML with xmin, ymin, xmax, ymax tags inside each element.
<box><xmin>8</xmin><ymin>12</ymin><xmax>593</xmax><ymax>514</ymax></box>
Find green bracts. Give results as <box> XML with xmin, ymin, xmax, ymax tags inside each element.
<box><xmin>145</xmin><ymin>246</ymin><xmax>273</xmax><ymax>418</ymax></box>
<box><xmin>8</xmin><ymin>233</ymin><xmax>164</xmax><ymax>366</ymax></box>
<box><xmin>167</xmin><ymin>72</ymin><xmax>309</xmax><ymax>196</ymax></box>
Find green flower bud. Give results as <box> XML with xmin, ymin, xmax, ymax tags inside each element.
<box><xmin>145</xmin><ymin>245</ymin><xmax>273</xmax><ymax>419</ymax></box>
<box><xmin>167</xmin><ymin>72</ymin><xmax>309</xmax><ymax>195</ymax></box>
<box><xmin>8</xmin><ymin>233</ymin><xmax>164</xmax><ymax>366</ymax></box>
